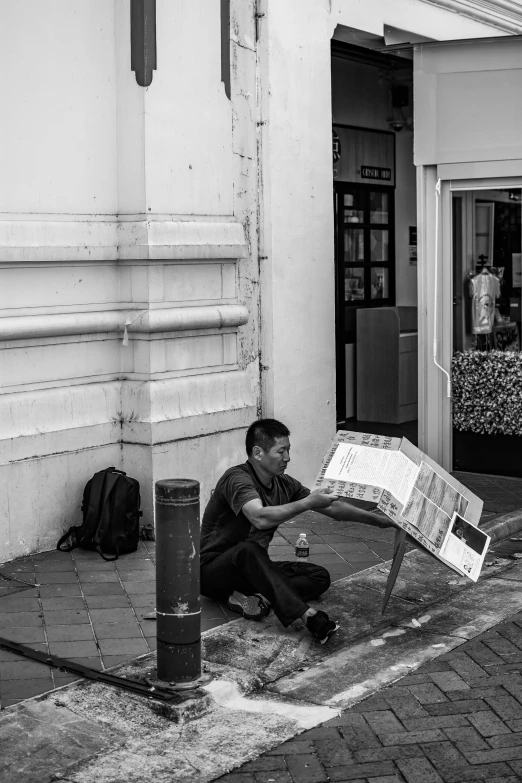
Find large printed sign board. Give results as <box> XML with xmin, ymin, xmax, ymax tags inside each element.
<box><xmin>314</xmin><ymin>431</ymin><xmax>489</xmax><ymax>582</ymax></box>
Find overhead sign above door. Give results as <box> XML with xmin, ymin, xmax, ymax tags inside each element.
<box><xmin>333</xmin><ymin>125</ymin><xmax>396</xmax><ymax>187</ymax></box>
<box><xmin>361</xmin><ymin>166</ymin><xmax>392</xmax><ymax>181</ymax></box>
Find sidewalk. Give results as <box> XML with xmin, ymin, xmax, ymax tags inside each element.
<box><xmin>217</xmin><ymin>608</ymin><xmax>522</xmax><ymax>783</ymax></box>
<box><xmin>0</xmin><ymin>511</ymin><xmax>396</xmax><ymax>708</ymax></box>
<box><xmin>454</xmin><ymin>471</ymin><xmax>522</xmax><ymax>516</ymax></box>
<box><xmin>0</xmin><ymin>471</ymin><xmax>520</xmax><ymax>709</ymax></box>
<box><xmin>2</xmin><ymin>519</ymin><xmax>522</xmax><ymax>783</ymax></box>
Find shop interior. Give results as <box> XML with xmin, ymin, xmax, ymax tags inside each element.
<box><xmin>452</xmin><ymin>187</ymin><xmax>522</xmax><ymax>476</ymax></box>
<box><xmin>453</xmin><ymin>189</ymin><xmax>522</xmax><ymax>354</ymax></box>
<box><xmin>331</xmin><ymin>30</ymin><xmax>418</xmax><ymax>445</ymax></box>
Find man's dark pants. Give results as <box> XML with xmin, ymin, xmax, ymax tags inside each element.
<box><xmin>200</xmin><ymin>540</ymin><xmax>330</xmax><ymax>627</ymax></box>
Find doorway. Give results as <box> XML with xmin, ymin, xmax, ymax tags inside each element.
<box><xmin>334</xmin><ymin>180</ymin><xmax>401</xmax><ymax>425</ymax></box>
<box><xmin>331</xmin><ymin>42</ymin><xmax>418</xmax><ymax>446</ymax></box>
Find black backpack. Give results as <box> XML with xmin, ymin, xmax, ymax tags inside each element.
<box><xmin>57</xmin><ymin>468</ymin><xmax>141</xmax><ymax>561</ymax></box>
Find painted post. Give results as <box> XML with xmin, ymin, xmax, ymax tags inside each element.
<box><xmin>155</xmin><ymin>479</ymin><xmax>201</xmax><ymax>682</ymax></box>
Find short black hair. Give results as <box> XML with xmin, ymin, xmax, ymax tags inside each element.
<box><xmin>245</xmin><ymin>418</ymin><xmax>290</xmax><ymax>456</ymax></box>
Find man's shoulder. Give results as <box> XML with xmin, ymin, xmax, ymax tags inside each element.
<box><xmin>279</xmin><ymin>472</ymin><xmax>303</xmax><ymax>489</ymax></box>
<box><xmin>215</xmin><ymin>463</ymin><xmax>252</xmax><ymax>490</ymax></box>
<box><xmin>276</xmin><ymin>472</ymin><xmax>310</xmax><ymax>500</ymax></box>
<box><xmin>219</xmin><ymin>463</ymin><xmax>250</xmax><ymax>480</ymax></box>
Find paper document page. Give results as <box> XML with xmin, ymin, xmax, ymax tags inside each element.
<box><xmin>402</xmin><ymin>488</ymin><xmax>452</xmax><ymax>548</ymax></box>
<box><xmin>414</xmin><ymin>462</ymin><xmax>469</xmax><ymax>520</ymax></box>
<box><xmin>324</xmin><ymin>443</ymin><xmax>419</xmax><ymax>505</ymax></box>
<box><xmin>440</xmin><ymin>514</ymin><xmax>490</xmax><ymax>582</ymax></box>
<box><xmin>316</xmin><ymin>430</ymin><xmax>486</xmax><ymax>583</ymax></box>
<box><xmin>336</xmin><ymin>431</ymin><xmax>401</xmax><ymax>450</ymax></box>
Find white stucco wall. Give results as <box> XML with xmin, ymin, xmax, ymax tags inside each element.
<box><xmin>125</xmin><ymin>0</ymin><xmax>234</xmax><ymax>216</ymax></box>
<box><xmin>0</xmin><ymin>0</ymin><xmax>259</xmax><ymax>561</ymax></box>
<box><xmin>0</xmin><ymin>0</ymin><xmax>118</xmax><ymax>214</ymax></box>
<box><xmin>258</xmin><ymin>0</ymin><xmax>337</xmax><ymax>488</ymax></box>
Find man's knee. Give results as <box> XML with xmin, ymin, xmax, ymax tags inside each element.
<box><xmin>314</xmin><ymin>565</ymin><xmax>331</xmax><ymax>595</ymax></box>
<box><xmin>233</xmin><ymin>539</ymin><xmax>268</xmax><ymax>564</ymax></box>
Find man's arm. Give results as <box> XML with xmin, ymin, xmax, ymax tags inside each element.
<box><xmin>242</xmin><ymin>489</ymin><xmax>338</xmax><ymax>530</ymax></box>
<box><xmin>314</xmin><ymin>498</ymin><xmax>393</xmax><ymax>527</ymax></box>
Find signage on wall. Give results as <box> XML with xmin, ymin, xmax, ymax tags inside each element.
<box><xmin>332</xmin><ymin>125</ymin><xmax>395</xmax><ymax>187</ymax></box>
<box><xmin>361</xmin><ymin>166</ymin><xmax>392</xmax><ymax>181</ymax></box>
<box><xmin>332</xmin><ymin>129</ymin><xmax>341</xmax><ymax>180</ymax></box>
<box><xmin>409</xmin><ymin>226</ymin><xmax>417</xmax><ymax>266</ymax></box>
<box><xmin>332</xmin><ymin>130</ymin><xmax>341</xmax><ymax>163</ymax></box>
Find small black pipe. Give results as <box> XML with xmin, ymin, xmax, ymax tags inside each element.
<box><xmin>131</xmin><ymin>0</ymin><xmax>157</xmax><ymax>87</ymax></box>
<box><xmin>220</xmin><ymin>0</ymin><xmax>231</xmax><ymax>99</ymax></box>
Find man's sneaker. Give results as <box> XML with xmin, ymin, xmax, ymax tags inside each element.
<box><xmin>306</xmin><ymin>610</ymin><xmax>339</xmax><ymax>644</ymax></box>
<box><xmin>226</xmin><ymin>591</ymin><xmax>271</xmax><ymax>621</ymax></box>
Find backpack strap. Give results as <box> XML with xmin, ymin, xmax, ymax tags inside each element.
<box><xmin>94</xmin><ymin>472</ymin><xmax>127</xmax><ymax>561</ymax></box>
<box><xmin>57</xmin><ymin>468</ymin><xmax>113</xmax><ymax>552</ymax></box>
<box><xmin>105</xmin><ymin>475</ymin><xmax>138</xmax><ymax>560</ymax></box>
<box><xmin>57</xmin><ymin>526</ymin><xmax>79</xmax><ymax>552</ymax></box>
<box><xmin>92</xmin><ymin>470</ymin><xmax>120</xmax><ymax>554</ymax></box>
<box><xmin>95</xmin><ymin>544</ymin><xmax>119</xmax><ymax>562</ymax></box>
<box><xmin>80</xmin><ymin>468</ymin><xmax>115</xmax><ymax>546</ymax></box>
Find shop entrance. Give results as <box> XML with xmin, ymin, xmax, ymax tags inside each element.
<box><xmin>331</xmin><ymin>40</ymin><xmax>418</xmax><ymax>444</ymax></box>
<box><xmin>452</xmin><ymin>187</ymin><xmax>522</xmax><ymax>476</ymax></box>
<box><xmin>375</xmin><ymin>33</ymin><xmax>522</xmax><ymax>475</ymax></box>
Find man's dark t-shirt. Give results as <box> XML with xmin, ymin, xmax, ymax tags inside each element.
<box><xmin>200</xmin><ymin>462</ymin><xmax>310</xmax><ymax>566</ymax></box>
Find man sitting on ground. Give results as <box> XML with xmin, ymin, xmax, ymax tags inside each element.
<box><xmin>200</xmin><ymin>418</ymin><xmax>392</xmax><ymax>644</ymax></box>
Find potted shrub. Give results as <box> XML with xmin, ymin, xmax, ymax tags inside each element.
<box><xmin>452</xmin><ymin>350</ymin><xmax>522</xmax><ymax>475</ymax></box>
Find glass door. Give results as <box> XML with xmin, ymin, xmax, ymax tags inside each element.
<box><xmin>335</xmin><ymin>182</ymin><xmax>395</xmax><ymax>424</ymax></box>
<box><xmin>340</xmin><ymin>183</ymin><xmax>395</xmax><ymax>308</ymax></box>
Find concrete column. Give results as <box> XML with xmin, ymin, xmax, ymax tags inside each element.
<box><xmin>257</xmin><ymin>0</ymin><xmax>336</xmax><ymax>486</ymax></box>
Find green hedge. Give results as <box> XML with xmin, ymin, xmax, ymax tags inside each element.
<box><xmin>452</xmin><ymin>350</ymin><xmax>522</xmax><ymax>435</ymax></box>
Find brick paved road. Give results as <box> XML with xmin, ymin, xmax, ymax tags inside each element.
<box><xmin>216</xmin><ymin>611</ymin><xmax>522</xmax><ymax>783</ymax></box>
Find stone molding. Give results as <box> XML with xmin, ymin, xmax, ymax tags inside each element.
<box><xmin>421</xmin><ymin>0</ymin><xmax>522</xmax><ymax>32</ymax></box>
<box><xmin>0</xmin><ymin>304</ymin><xmax>249</xmax><ymax>341</ymax></box>
<box><xmin>0</xmin><ymin>367</ymin><xmax>258</xmax><ymax>464</ymax></box>
<box><xmin>0</xmin><ymin>219</ymin><xmax>248</xmax><ymax>262</ymax></box>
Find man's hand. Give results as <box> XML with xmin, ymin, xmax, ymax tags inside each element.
<box><xmin>311</xmin><ymin>496</ymin><xmax>395</xmax><ymax>526</ymax></box>
<box><xmin>306</xmin><ymin>488</ymin><xmax>339</xmax><ymax>510</ymax></box>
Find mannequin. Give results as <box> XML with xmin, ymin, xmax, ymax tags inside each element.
<box><xmin>468</xmin><ymin>266</ymin><xmax>501</xmax><ymax>337</ymax></box>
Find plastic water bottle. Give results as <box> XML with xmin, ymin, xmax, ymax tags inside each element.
<box><xmin>295</xmin><ymin>533</ymin><xmax>309</xmax><ymax>561</ymax></box>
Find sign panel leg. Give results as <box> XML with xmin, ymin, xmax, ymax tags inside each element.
<box><xmin>381</xmin><ymin>528</ymin><xmax>409</xmax><ymax>614</ymax></box>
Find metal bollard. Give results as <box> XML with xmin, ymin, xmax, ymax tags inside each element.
<box><xmin>155</xmin><ymin>478</ymin><xmax>201</xmax><ymax>683</ymax></box>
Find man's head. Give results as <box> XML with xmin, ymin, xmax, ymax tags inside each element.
<box><xmin>246</xmin><ymin>418</ymin><xmax>291</xmax><ymax>478</ymax></box>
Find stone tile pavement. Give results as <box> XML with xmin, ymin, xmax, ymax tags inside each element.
<box><xmin>455</xmin><ymin>472</ymin><xmax>522</xmax><ymax>515</ymax></box>
<box><xmin>216</xmin><ymin>609</ymin><xmax>522</xmax><ymax>783</ymax></box>
<box><xmin>0</xmin><ymin>515</ymin><xmax>397</xmax><ymax>709</ymax></box>
<box><xmin>0</xmin><ymin>470</ymin><xmax>520</xmax><ymax>711</ymax></box>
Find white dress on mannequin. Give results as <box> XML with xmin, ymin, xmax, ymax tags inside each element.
<box><xmin>469</xmin><ymin>269</ymin><xmax>501</xmax><ymax>335</ymax></box>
